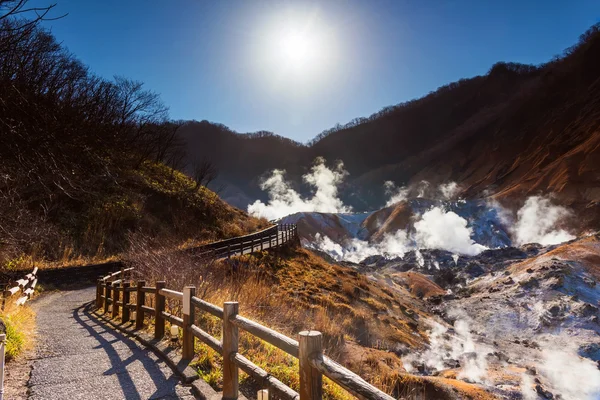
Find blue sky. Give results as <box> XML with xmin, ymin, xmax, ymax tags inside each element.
<box><xmin>34</xmin><ymin>0</ymin><xmax>600</xmax><ymax>142</ymax></box>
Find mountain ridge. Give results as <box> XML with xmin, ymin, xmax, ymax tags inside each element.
<box><xmin>180</xmin><ymin>24</ymin><xmax>600</xmax><ymax>230</ymax></box>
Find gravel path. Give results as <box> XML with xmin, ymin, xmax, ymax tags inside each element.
<box><xmin>28</xmin><ymin>287</ymin><xmax>197</xmax><ymax>400</ymax></box>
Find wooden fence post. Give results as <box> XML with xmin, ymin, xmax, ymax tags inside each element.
<box><xmin>223</xmin><ymin>301</ymin><xmax>239</xmax><ymax>400</ymax></box>
<box><xmin>122</xmin><ymin>281</ymin><xmax>131</xmax><ymax>323</ymax></box>
<box><xmin>112</xmin><ymin>281</ymin><xmax>120</xmax><ymax>319</ymax></box>
<box><xmin>96</xmin><ymin>279</ymin><xmax>102</xmax><ymax>309</ymax></box>
<box><xmin>0</xmin><ymin>333</ymin><xmax>6</xmax><ymax>398</ymax></box>
<box><xmin>135</xmin><ymin>280</ymin><xmax>146</xmax><ymax>330</ymax></box>
<box><xmin>182</xmin><ymin>285</ymin><xmax>196</xmax><ymax>360</ymax></box>
<box><xmin>155</xmin><ymin>281</ymin><xmax>166</xmax><ymax>339</ymax></box>
<box><xmin>2</xmin><ymin>290</ymin><xmax>8</xmax><ymax>311</ymax></box>
<box><xmin>299</xmin><ymin>331</ymin><xmax>323</xmax><ymax>400</ymax></box>
<box><xmin>104</xmin><ymin>281</ymin><xmax>111</xmax><ymax>313</ymax></box>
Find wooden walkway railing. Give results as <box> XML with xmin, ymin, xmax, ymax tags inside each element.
<box><xmin>2</xmin><ymin>267</ymin><xmax>38</xmax><ymax>309</ymax></box>
<box><xmin>95</xmin><ymin>225</ymin><xmax>393</xmax><ymax>400</ymax></box>
<box><xmin>192</xmin><ymin>224</ymin><xmax>298</xmax><ymax>258</ymax></box>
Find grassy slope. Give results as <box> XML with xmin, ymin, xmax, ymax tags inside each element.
<box><xmin>134</xmin><ymin>245</ymin><xmax>494</xmax><ymax>399</ymax></box>
<box><xmin>1</xmin><ymin>161</ymin><xmax>268</xmax><ymax>271</ymax></box>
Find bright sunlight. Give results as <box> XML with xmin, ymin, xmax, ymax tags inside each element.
<box><xmin>280</xmin><ymin>31</ymin><xmax>312</xmax><ymax>66</ymax></box>
<box><xmin>253</xmin><ymin>7</ymin><xmax>338</xmax><ymax>85</ymax></box>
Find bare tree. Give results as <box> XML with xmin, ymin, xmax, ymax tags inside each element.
<box><xmin>114</xmin><ymin>76</ymin><xmax>168</xmax><ymax>127</ymax></box>
<box><xmin>0</xmin><ymin>0</ymin><xmax>64</xmax><ymax>53</ymax></box>
<box><xmin>191</xmin><ymin>158</ymin><xmax>218</xmax><ymax>189</ymax></box>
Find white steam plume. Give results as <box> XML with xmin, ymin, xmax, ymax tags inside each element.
<box><xmin>402</xmin><ymin>315</ymin><xmax>489</xmax><ymax>384</ymax></box>
<box><xmin>384</xmin><ymin>181</ymin><xmax>408</xmax><ymax>207</ymax></box>
<box><xmin>520</xmin><ymin>374</ymin><xmax>537</xmax><ymax>400</ymax></box>
<box><xmin>543</xmin><ymin>347</ymin><xmax>600</xmax><ymax>400</ymax></box>
<box><xmin>537</xmin><ymin>343</ymin><xmax>600</xmax><ymax>400</ymax></box>
<box><xmin>513</xmin><ymin>196</ymin><xmax>575</xmax><ymax>245</ymax></box>
<box><xmin>311</xmin><ymin>229</ymin><xmax>410</xmax><ymax>263</ymax></box>
<box><xmin>311</xmin><ymin>206</ymin><xmax>488</xmax><ymax>261</ymax></box>
<box><xmin>414</xmin><ymin>207</ymin><xmax>487</xmax><ymax>256</ymax></box>
<box><xmin>438</xmin><ymin>182</ymin><xmax>460</xmax><ymax>199</ymax></box>
<box><xmin>248</xmin><ymin>159</ymin><xmax>351</xmax><ymax>220</ymax></box>
<box><xmin>417</xmin><ymin>180</ymin><xmax>430</xmax><ymax>198</ymax></box>
<box><xmin>310</xmin><ymin>233</ymin><xmax>345</xmax><ymax>260</ymax></box>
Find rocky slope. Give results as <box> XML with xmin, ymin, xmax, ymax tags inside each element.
<box><xmin>275</xmin><ymin>195</ymin><xmax>599</xmax><ymax>399</ymax></box>
<box><xmin>361</xmin><ymin>235</ymin><xmax>600</xmax><ymax>399</ymax></box>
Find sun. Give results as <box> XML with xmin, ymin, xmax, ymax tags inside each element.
<box><xmin>252</xmin><ymin>8</ymin><xmax>338</xmax><ymax>86</ymax></box>
<box><xmin>280</xmin><ymin>31</ymin><xmax>312</xmax><ymax>66</ymax></box>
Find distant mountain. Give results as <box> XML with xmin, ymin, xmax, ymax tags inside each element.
<box><xmin>177</xmin><ymin>121</ymin><xmax>309</xmax><ymax>206</ymax></box>
<box><xmin>180</xmin><ymin>24</ymin><xmax>600</xmax><ymax>229</ymax></box>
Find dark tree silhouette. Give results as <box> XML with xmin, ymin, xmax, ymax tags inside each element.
<box><xmin>191</xmin><ymin>158</ymin><xmax>218</xmax><ymax>189</ymax></box>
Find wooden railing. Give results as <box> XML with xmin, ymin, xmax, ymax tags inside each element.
<box><xmin>192</xmin><ymin>224</ymin><xmax>298</xmax><ymax>258</ymax></box>
<box><xmin>96</xmin><ymin>279</ymin><xmax>393</xmax><ymax>400</ymax></box>
<box><xmin>95</xmin><ymin>226</ymin><xmax>393</xmax><ymax>400</ymax></box>
<box><xmin>2</xmin><ymin>267</ymin><xmax>38</xmax><ymax>309</ymax></box>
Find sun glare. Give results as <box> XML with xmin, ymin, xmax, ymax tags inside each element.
<box><xmin>281</xmin><ymin>33</ymin><xmax>311</xmax><ymax>63</ymax></box>
<box><xmin>251</xmin><ymin>8</ymin><xmax>339</xmax><ymax>89</ymax></box>
<box><xmin>280</xmin><ymin>31</ymin><xmax>311</xmax><ymax>66</ymax></box>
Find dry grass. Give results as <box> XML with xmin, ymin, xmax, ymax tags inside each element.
<box><xmin>0</xmin><ymin>302</ymin><xmax>36</xmax><ymax>361</ymax></box>
<box><xmin>390</xmin><ymin>272</ymin><xmax>447</xmax><ymax>299</ymax></box>
<box><xmin>0</xmin><ymin>160</ymin><xmax>269</xmax><ymax>274</ymax></box>
<box><xmin>123</xmin><ymin>240</ymin><xmax>495</xmax><ymax>399</ymax></box>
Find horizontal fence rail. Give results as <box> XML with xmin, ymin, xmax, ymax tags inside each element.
<box><xmin>2</xmin><ymin>267</ymin><xmax>38</xmax><ymax>309</ymax></box>
<box><xmin>190</xmin><ymin>223</ymin><xmax>298</xmax><ymax>259</ymax></box>
<box><xmin>94</xmin><ymin>224</ymin><xmax>393</xmax><ymax>400</ymax></box>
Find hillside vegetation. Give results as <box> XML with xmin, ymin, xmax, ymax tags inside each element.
<box><xmin>181</xmin><ymin>24</ymin><xmax>600</xmax><ymax>229</ymax></box>
<box><xmin>128</xmin><ymin>244</ymin><xmax>494</xmax><ymax>399</ymax></box>
<box><xmin>0</xmin><ymin>15</ymin><xmax>266</xmax><ymax>272</ymax></box>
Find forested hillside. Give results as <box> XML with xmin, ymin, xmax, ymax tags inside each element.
<box><xmin>0</xmin><ymin>12</ymin><xmax>265</xmax><ymax>270</ymax></box>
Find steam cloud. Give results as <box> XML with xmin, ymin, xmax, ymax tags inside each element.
<box><xmin>513</xmin><ymin>196</ymin><xmax>575</xmax><ymax>245</ymax></box>
<box><xmin>311</xmin><ymin>206</ymin><xmax>487</xmax><ymax>263</ymax></box>
<box><xmin>439</xmin><ymin>182</ymin><xmax>460</xmax><ymax>199</ymax></box>
<box><xmin>385</xmin><ymin>180</ymin><xmax>462</xmax><ymax>206</ymax></box>
<box><xmin>538</xmin><ymin>345</ymin><xmax>600</xmax><ymax>400</ymax></box>
<box><xmin>384</xmin><ymin>181</ymin><xmax>408</xmax><ymax>207</ymax></box>
<box><xmin>414</xmin><ymin>207</ymin><xmax>487</xmax><ymax>256</ymax></box>
<box><xmin>403</xmin><ymin>314</ymin><xmax>489</xmax><ymax>384</ymax></box>
<box><xmin>248</xmin><ymin>158</ymin><xmax>351</xmax><ymax>220</ymax></box>
<box><xmin>311</xmin><ymin>230</ymin><xmax>410</xmax><ymax>263</ymax></box>
<box><xmin>519</xmin><ymin>337</ymin><xmax>600</xmax><ymax>400</ymax></box>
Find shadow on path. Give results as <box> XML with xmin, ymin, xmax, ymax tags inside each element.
<box><xmin>70</xmin><ymin>301</ymin><xmax>183</xmax><ymax>399</ymax></box>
